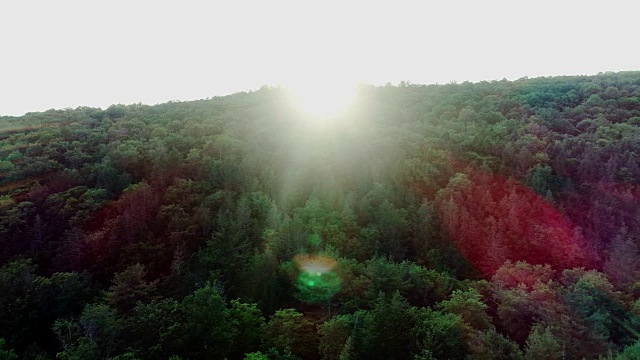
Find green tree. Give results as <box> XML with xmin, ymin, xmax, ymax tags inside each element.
<box><xmin>228</xmin><ymin>300</ymin><xmax>265</xmax><ymax>358</ymax></box>
<box><xmin>524</xmin><ymin>325</ymin><xmax>563</xmax><ymax>360</ymax></box>
<box><xmin>0</xmin><ymin>339</ymin><xmax>17</xmax><ymax>360</ymax></box>
<box><xmin>53</xmin><ymin>304</ymin><xmax>123</xmax><ymax>360</ymax></box>
<box><xmin>436</xmin><ymin>288</ymin><xmax>492</xmax><ymax>330</ymax></box>
<box><xmin>106</xmin><ymin>263</ymin><xmax>158</xmax><ymax>314</ymax></box>
<box><xmin>126</xmin><ymin>298</ymin><xmax>184</xmax><ymax>359</ymax></box>
<box><xmin>414</xmin><ymin>308</ymin><xmax>468</xmax><ymax>360</ymax></box>
<box><xmin>362</xmin><ymin>292</ymin><xmax>420</xmax><ymax>359</ymax></box>
<box><xmin>264</xmin><ymin>309</ymin><xmax>318</xmax><ymax>360</ymax></box>
<box><xmin>615</xmin><ymin>341</ymin><xmax>640</xmax><ymax>360</ymax></box>
<box><xmin>562</xmin><ymin>269</ymin><xmax>637</xmax><ymax>347</ymax></box>
<box><xmin>180</xmin><ymin>284</ymin><xmax>236</xmax><ymax>359</ymax></box>
<box><xmin>468</xmin><ymin>329</ymin><xmax>523</xmax><ymax>360</ymax></box>
<box><xmin>318</xmin><ymin>315</ymin><xmax>353</xmax><ymax>360</ymax></box>
<box><xmin>244</xmin><ymin>352</ymin><xmax>270</xmax><ymax>360</ymax></box>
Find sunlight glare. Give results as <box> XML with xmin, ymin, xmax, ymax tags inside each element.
<box><xmin>286</xmin><ymin>78</ymin><xmax>357</xmax><ymax>121</ymax></box>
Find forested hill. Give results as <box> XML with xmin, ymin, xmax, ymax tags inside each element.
<box><xmin>1</xmin><ymin>71</ymin><xmax>640</xmax><ymax>359</ymax></box>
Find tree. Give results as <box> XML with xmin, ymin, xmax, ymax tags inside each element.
<box><xmin>0</xmin><ymin>339</ymin><xmax>17</xmax><ymax>360</ymax></box>
<box><xmin>228</xmin><ymin>300</ymin><xmax>265</xmax><ymax>358</ymax></box>
<box><xmin>362</xmin><ymin>292</ymin><xmax>420</xmax><ymax>359</ymax></box>
<box><xmin>180</xmin><ymin>284</ymin><xmax>236</xmax><ymax>359</ymax></box>
<box><xmin>106</xmin><ymin>263</ymin><xmax>158</xmax><ymax>314</ymax></box>
<box><xmin>603</xmin><ymin>228</ymin><xmax>640</xmax><ymax>291</ymax></box>
<box><xmin>414</xmin><ymin>308</ymin><xmax>469</xmax><ymax>360</ymax></box>
<box><xmin>264</xmin><ymin>309</ymin><xmax>318</xmax><ymax>360</ymax></box>
<box><xmin>562</xmin><ymin>269</ymin><xmax>637</xmax><ymax>348</ymax></box>
<box><xmin>0</xmin><ymin>259</ymin><xmax>36</xmax><ymax>351</ymax></box>
<box><xmin>524</xmin><ymin>325</ymin><xmax>563</xmax><ymax>360</ymax></box>
<box><xmin>53</xmin><ymin>304</ymin><xmax>124</xmax><ymax>360</ymax></box>
<box><xmin>125</xmin><ymin>298</ymin><xmax>184</xmax><ymax>359</ymax></box>
<box><xmin>467</xmin><ymin>329</ymin><xmax>523</xmax><ymax>360</ymax></box>
<box><xmin>615</xmin><ymin>341</ymin><xmax>640</xmax><ymax>360</ymax></box>
<box><xmin>318</xmin><ymin>315</ymin><xmax>353</xmax><ymax>360</ymax></box>
<box><xmin>436</xmin><ymin>288</ymin><xmax>492</xmax><ymax>330</ymax></box>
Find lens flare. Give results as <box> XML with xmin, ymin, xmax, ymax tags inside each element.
<box><xmin>293</xmin><ymin>254</ymin><xmax>340</xmax><ymax>303</ymax></box>
<box><xmin>294</xmin><ymin>254</ymin><xmax>338</xmax><ymax>274</ymax></box>
<box><xmin>436</xmin><ymin>168</ymin><xmax>594</xmax><ymax>277</ymax></box>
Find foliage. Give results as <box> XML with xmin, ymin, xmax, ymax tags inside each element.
<box><xmin>1</xmin><ymin>72</ymin><xmax>640</xmax><ymax>358</ymax></box>
<box><xmin>0</xmin><ymin>339</ymin><xmax>17</xmax><ymax>360</ymax></box>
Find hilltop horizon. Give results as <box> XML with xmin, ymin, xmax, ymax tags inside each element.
<box><xmin>4</xmin><ymin>69</ymin><xmax>639</xmax><ymax>117</ymax></box>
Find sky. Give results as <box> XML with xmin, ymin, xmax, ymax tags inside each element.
<box><xmin>1</xmin><ymin>0</ymin><xmax>638</xmax><ymax>116</ymax></box>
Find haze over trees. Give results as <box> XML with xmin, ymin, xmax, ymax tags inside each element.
<box><xmin>1</xmin><ymin>71</ymin><xmax>640</xmax><ymax>359</ymax></box>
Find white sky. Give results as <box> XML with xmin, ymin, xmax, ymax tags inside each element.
<box><xmin>1</xmin><ymin>0</ymin><xmax>638</xmax><ymax>116</ymax></box>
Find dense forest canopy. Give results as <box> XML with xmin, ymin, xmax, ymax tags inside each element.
<box><xmin>1</xmin><ymin>72</ymin><xmax>640</xmax><ymax>359</ymax></box>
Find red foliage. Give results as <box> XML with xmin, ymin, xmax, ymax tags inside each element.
<box><xmin>436</xmin><ymin>170</ymin><xmax>594</xmax><ymax>277</ymax></box>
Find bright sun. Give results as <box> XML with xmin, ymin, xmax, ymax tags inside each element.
<box><xmin>286</xmin><ymin>79</ymin><xmax>357</xmax><ymax>121</ymax></box>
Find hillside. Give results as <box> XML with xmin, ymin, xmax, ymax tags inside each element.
<box><xmin>1</xmin><ymin>72</ymin><xmax>640</xmax><ymax>359</ymax></box>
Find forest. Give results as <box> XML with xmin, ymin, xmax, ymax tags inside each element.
<box><xmin>1</xmin><ymin>71</ymin><xmax>640</xmax><ymax>359</ymax></box>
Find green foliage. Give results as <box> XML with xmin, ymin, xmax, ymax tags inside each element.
<box><xmin>562</xmin><ymin>269</ymin><xmax>639</xmax><ymax>346</ymax></box>
<box><xmin>524</xmin><ymin>165</ymin><xmax>564</xmax><ymax>198</ymax></box>
<box><xmin>125</xmin><ymin>298</ymin><xmax>184</xmax><ymax>359</ymax></box>
<box><xmin>361</xmin><ymin>292</ymin><xmax>421</xmax><ymax>359</ymax></box>
<box><xmin>318</xmin><ymin>315</ymin><xmax>353</xmax><ymax>360</ymax></box>
<box><xmin>524</xmin><ymin>325</ymin><xmax>563</xmax><ymax>360</ymax></box>
<box><xmin>108</xmin><ymin>353</ymin><xmax>140</xmax><ymax>360</ymax></box>
<box><xmin>264</xmin><ymin>309</ymin><xmax>318</xmax><ymax>360</ymax></box>
<box><xmin>180</xmin><ymin>284</ymin><xmax>236</xmax><ymax>359</ymax></box>
<box><xmin>468</xmin><ymin>329</ymin><xmax>524</xmax><ymax>360</ymax></box>
<box><xmin>53</xmin><ymin>303</ymin><xmax>123</xmax><ymax>360</ymax></box>
<box><xmin>244</xmin><ymin>352</ymin><xmax>270</xmax><ymax>360</ymax></box>
<box><xmin>0</xmin><ymin>160</ymin><xmax>14</xmax><ymax>172</ymax></box>
<box><xmin>614</xmin><ymin>341</ymin><xmax>640</xmax><ymax>360</ymax></box>
<box><xmin>1</xmin><ymin>72</ymin><xmax>640</xmax><ymax>359</ymax></box>
<box><xmin>106</xmin><ymin>263</ymin><xmax>158</xmax><ymax>313</ymax></box>
<box><xmin>363</xmin><ymin>257</ymin><xmax>459</xmax><ymax>307</ymax></box>
<box><xmin>228</xmin><ymin>300</ymin><xmax>265</xmax><ymax>357</ymax></box>
<box><xmin>436</xmin><ymin>288</ymin><xmax>493</xmax><ymax>330</ymax></box>
<box><xmin>414</xmin><ymin>308</ymin><xmax>469</xmax><ymax>360</ymax></box>
<box><xmin>0</xmin><ymin>339</ymin><xmax>17</xmax><ymax>360</ymax></box>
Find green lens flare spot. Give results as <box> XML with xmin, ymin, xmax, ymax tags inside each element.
<box><xmin>295</xmin><ymin>270</ymin><xmax>342</xmax><ymax>304</ymax></box>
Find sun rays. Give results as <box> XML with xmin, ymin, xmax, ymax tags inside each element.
<box><xmin>284</xmin><ymin>78</ymin><xmax>358</xmax><ymax>123</ymax></box>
